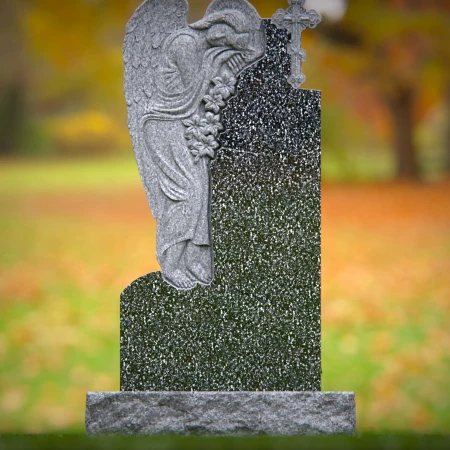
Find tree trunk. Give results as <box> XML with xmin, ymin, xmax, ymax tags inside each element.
<box><xmin>0</xmin><ymin>84</ymin><xmax>25</xmax><ymax>156</ymax></box>
<box><xmin>385</xmin><ymin>86</ymin><xmax>420</xmax><ymax>180</ymax></box>
<box><xmin>445</xmin><ymin>83</ymin><xmax>450</xmax><ymax>174</ymax></box>
<box><xmin>0</xmin><ymin>0</ymin><xmax>26</xmax><ymax>156</ymax></box>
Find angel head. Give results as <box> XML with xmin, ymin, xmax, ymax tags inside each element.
<box><xmin>190</xmin><ymin>0</ymin><xmax>265</xmax><ymax>63</ymax></box>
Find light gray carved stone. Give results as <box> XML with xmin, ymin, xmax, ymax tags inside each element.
<box><xmin>271</xmin><ymin>0</ymin><xmax>321</xmax><ymax>88</ymax></box>
<box><xmin>86</xmin><ymin>391</ymin><xmax>356</xmax><ymax>436</ymax></box>
<box><xmin>124</xmin><ymin>0</ymin><xmax>266</xmax><ymax>290</ymax></box>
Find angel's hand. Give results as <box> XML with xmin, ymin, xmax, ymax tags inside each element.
<box><xmin>227</xmin><ymin>53</ymin><xmax>247</xmax><ymax>75</ymax></box>
<box><xmin>211</xmin><ymin>48</ymin><xmax>238</xmax><ymax>72</ymax></box>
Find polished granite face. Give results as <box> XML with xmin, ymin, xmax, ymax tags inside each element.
<box><xmin>120</xmin><ymin>21</ymin><xmax>321</xmax><ymax>392</ymax></box>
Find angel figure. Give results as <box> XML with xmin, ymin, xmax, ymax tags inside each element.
<box><xmin>124</xmin><ymin>0</ymin><xmax>266</xmax><ymax>290</ymax></box>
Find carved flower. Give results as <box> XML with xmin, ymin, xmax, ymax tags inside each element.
<box><xmin>211</xmin><ymin>73</ymin><xmax>237</xmax><ymax>100</ymax></box>
<box><xmin>183</xmin><ymin>115</ymin><xmax>203</xmax><ymax>129</ymax></box>
<box><xmin>183</xmin><ymin>115</ymin><xmax>204</xmax><ymax>140</ymax></box>
<box><xmin>188</xmin><ymin>134</ymin><xmax>219</xmax><ymax>163</ymax></box>
<box><xmin>200</xmin><ymin>133</ymin><xmax>219</xmax><ymax>150</ymax></box>
<box><xmin>203</xmin><ymin>93</ymin><xmax>226</xmax><ymax>114</ymax></box>
<box><xmin>202</xmin><ymin>112</ymin><xmax>223</xmax><ymax>137</ymax></box>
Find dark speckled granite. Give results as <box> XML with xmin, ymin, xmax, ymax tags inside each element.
<box><xmin>120</xmin><ymin>21</ymin><xmax>321</xmax><ymax>392</ymax></box>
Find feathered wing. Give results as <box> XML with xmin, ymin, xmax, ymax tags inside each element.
<box><xmin>123</xmin><ymin>0</ymin><xmax>189</xmax><ymax>219</ymax></box>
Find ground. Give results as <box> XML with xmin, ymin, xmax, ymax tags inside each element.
<box><xmin>0</xmin><ymin>158</ymin><xmax>449</xmax><ymax>433</ymax></box>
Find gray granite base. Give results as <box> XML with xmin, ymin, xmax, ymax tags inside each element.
<box><xmin>86</xmin><ymin>391</ymin><xmax>356</xmax><ymax>436</ymax></box>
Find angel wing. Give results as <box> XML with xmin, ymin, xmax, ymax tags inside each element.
<box><xmin>123</xmin><ymin>0</ymin><xmax>189</xmax><ymax>219</ymax></box>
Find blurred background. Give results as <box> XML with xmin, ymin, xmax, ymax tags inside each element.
<box><xmin>0</xmin><ymin>0</ymin><xmax>449</xmax><ymax>434</ymax></box>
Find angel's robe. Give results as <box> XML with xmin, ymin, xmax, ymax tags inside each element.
<box><xmin>142</xmin><ymin>29</ymin><xmax>236</xmax><ymax>265</ymax></box>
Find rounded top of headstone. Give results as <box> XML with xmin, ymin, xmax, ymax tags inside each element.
<box><xmin>205</xmin><ymin>0</ymin><xmax>261</xmax><ymax>30</ymax></box>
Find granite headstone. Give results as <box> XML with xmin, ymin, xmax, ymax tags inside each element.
<box><xmin>86</xmin><ymin>0</ymin><xmax>356</xmax><ymax>436</ymax></box>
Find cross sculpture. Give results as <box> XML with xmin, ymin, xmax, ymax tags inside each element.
<box><xmin>272</xmin><ymin>0</ymin><xmax>322</xmax><ymax>89</ymax></box>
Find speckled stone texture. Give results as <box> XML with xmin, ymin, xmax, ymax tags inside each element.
<box><xmin>86</xmin><ymin>392</ymin><xmax>356</xmax><ymax>436</ymax></box>
<box><xmin>121</xmin><ymin>21</ymin><xmax>321</xmax><ymax>393</ymax></box>
<box><xmin>87</xmin><ymin>19</ymin><xmax>356</xmax><ymax>437</ymax></box>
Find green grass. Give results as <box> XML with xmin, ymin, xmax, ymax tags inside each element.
<box><xmin>0</xmin><ymin>156</ymin><xmax>139</xmax><ymax>194</ymax></box>
<box><xmin>0</xmin><ymin>434</ymin><xmax>449</xmax><ymax>450</ymax></box>
<box><xmin>322</xmin><ymin>146</ymin><xmax>395</xmax><ymax>182</ymax></box>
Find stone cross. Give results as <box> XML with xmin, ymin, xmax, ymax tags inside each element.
<box><xmin>272</xmin><ymin>0</ymin><xmax>322</xmax><ymax>89</ymax></box>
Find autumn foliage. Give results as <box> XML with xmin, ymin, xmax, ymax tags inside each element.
<box><xmin>1</xmin><ymin>0</ymin><xmax>449</xmax><ymax>180</ymax></box>
<box><xmin>0</xmin><ymin>0</ymin><xmax>449</xmax><ymax>435</ymax></box>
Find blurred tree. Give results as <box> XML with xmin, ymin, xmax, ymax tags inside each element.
<box><xmin>20</xmin><ymin>0</ymin><xmax>144</xmax><ymax>153</ymax></box>
<box><xmin>9</xmin><ymin>0</ymin><xmax>449</xmax><ymax>176</ymax></box>
<box><xmin>0</xmin><ymin>0</ymin><xmax>27</xmax><ymax>156</ymax></box>
<box><xmin>318</xmin><ymin>0</ymin><xmax>450</xmax><ymax>179</ymax></box>
<box><xmin>24</xmin><ymin>0</ymin><xmax>143</xmax><ymax>113</ymax></box>
<box><xmin>17</xmin><ymin>0</ymin><xmax>328</xmax><ymax>156</ymax></box>
<box><xmin>447</xmin><ymin>86</ymin><xmax>450</xmax><ymax>172</ymax></box>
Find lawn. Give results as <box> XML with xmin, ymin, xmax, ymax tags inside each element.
<box><xmin>1</xmin><ymin>434</ymin><xmax>450</xmax><ymax>450</ymax></box>
<box><xmin>0</xmin><ymin>157</ymin><xmax>449</xmax><ymax>434</ymax></box>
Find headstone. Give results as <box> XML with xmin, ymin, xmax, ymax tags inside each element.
<box><xmin>86</xmin><ymin>0</ymin><xmax>356</xmax><ymax>436</ymax></box>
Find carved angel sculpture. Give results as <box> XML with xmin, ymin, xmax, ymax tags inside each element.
<box><xmin>124</xmin><ymin>0</ymin><xmax>266</xmax><ymax>290</ymax></box>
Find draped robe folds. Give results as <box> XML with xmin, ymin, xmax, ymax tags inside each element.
<box><xmin>142</xmin><ymin>30</ymin><xmax>235</xmax><ymax>268</ymax></box>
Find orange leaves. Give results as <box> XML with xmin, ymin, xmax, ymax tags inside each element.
<box><xmin>321</xmin><ymin>179</ymin><xmax>450</xmax><ymax>431</ymax></box>
<box><xmin>322</xmin><ymin>180</ymin><xmax>450</xmax><ymax>328</ymax></box>
<box><xmin>1</xmin><ymin>159</ymin><xmax>450</xmax><ymax>432</ymax></box>
<box><xmin>0</xmin><ymin>266</ymin><xmax>44</xmax><ymax>306</ymax></box>
<box><xmin>0</xmin><ymin>388</ymin><xmax>28</xmax><ymax>415</ymax></box>
<box><xmin>370</xmin><ymin>331</ymin><xmax>395</xmax><ymax>356</ymax></box>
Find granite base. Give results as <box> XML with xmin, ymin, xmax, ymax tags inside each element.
<box><xmin>86</xmin><ymin>391</ymin><xmax>356</xmax><ymax>436</ymax></box>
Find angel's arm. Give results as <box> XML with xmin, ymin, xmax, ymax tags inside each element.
<box><xmin>167</xmin><ymin>34</ymin><xmax>203</xmax><ymax>89</ymax></box>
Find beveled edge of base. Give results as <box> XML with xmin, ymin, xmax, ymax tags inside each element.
<box><xmin>86</xmin><ymin>391</ymin><xmax>356</xmax><ymax>436</ymax></box>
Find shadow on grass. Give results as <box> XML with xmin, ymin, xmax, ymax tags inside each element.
<box><xmin>0</xmin><ymin>434</ymin><xmax>449</xmax><ymax>450</ymax></box>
